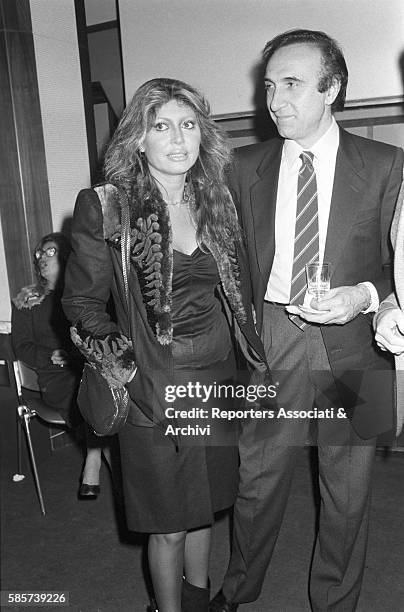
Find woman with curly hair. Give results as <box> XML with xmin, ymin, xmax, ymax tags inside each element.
<box><xmin>62</xmin><ymin>78</ymin><xmax>267</xmax><ymax>612</ymax></box>
<box><xmin>12</xmin><ymin>232</ymin><xmax>108</xmax><ymax>498</ymax></box>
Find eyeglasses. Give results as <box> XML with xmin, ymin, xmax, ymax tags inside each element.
<box><xmin>34</xmin><ymin>247</ymin><xmax>57</xmax><ymax>260</ymax></box>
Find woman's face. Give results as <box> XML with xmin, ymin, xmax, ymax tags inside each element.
<box><xmin>35</xmin><ymin>240</ymin><xmax>61</xmax><ymax>287</ymax></box>
<box><xmin>142</xmin><ymin>99</ymin><xmax>201</xmax><ymax>183</ymax></box>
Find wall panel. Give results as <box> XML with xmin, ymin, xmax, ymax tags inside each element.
<box><xmin>119</xmin><ymin>0</ymin><xmax>404</xmax><ymax>115</ymax></box>
<box><xmin>0</xmin><ymin>0</ymin><xmax>53</xmax><ymax>323</ymax></box>
<box><xmin>30</xmin><ymin>0</ymin><xmax>91</xmax><ymax>233</ymax></box>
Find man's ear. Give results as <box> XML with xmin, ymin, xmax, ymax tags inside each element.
<box><xmin>325</xmin><ymin>76</ymin><xmax>341</xmax><ymax>107</ymax></box>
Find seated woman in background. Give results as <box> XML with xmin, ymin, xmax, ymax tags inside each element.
<box><xmin>11</xmin><ymin>232</ymin><xmax>108</xmax><ymax>498</ymax></box>
<box><xmin>62</xmin><ymin>78</ymin><xmax>267</xmax><ymax>612</ymax></box>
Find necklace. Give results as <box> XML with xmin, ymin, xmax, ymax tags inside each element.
<box><xmin>167</xmin><ymin>199</ymin><xmax>188</xmax><ymax>208</ymax></box>
<box><xmin>166</xmin><ymin>183</ymin><xmax>192</xmax><ymax>208</ymax></box>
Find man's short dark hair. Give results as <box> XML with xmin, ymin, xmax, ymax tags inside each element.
<box><xmin>263</xmin><ymin>29</ymin><xmax>348</xmax><ymax>112</ymax></box>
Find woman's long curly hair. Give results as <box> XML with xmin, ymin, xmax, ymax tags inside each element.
<box><xmin>104</xmin><ymin>78</ymin><xmax>241</xmax><ymax>250</ymax></box>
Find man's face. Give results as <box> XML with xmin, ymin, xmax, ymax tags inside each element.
<box><xmin>264</xmin><ymin>43</ymin><xmax>339</xmax><ymax>148</ymax></box>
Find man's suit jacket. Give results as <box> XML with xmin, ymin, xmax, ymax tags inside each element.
<box><xmin>230</xmin><ymin>127</ymin><xmax>404</xmax><ymax>438</ymax></box>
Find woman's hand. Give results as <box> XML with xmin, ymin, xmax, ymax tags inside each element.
<box><xmin>51</xmin><ymin>348</ymin><xmax>69</xmax><ymax>367</ymax></box>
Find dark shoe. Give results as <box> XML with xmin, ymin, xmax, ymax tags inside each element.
<box><xmin>78</xmin><ymin>483</ymin><xmax>100</xmax><ymax>498</ymax></box>
<box><xmin>146</xmin><ymin>596</ymin><xmax>158</xmax><ymax>612</ymax></box>
<box><xmin>209</xmin><ymin>590</ymin><xmax>238</xmax><ymax>612</ymax></box>
<box><xmin>182</xmin><ymin>577</ymin><xmax>210</xmax><ymax>611</ymax></box>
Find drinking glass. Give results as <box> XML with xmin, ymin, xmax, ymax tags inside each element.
<box><xmin>305</xmin><ymin>262</ymin><xmax>331</xmax><ymax>299</ymax></box>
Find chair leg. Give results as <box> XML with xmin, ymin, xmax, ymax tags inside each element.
<box><xmin>21</xmin><ymin>409</ymin><xmax>46</xmax><ymax>516</ymax></box>
<box><xmin>17</xmin><ymin>409</ymin><xmax>23</xmax><ymax>476</ymax></box>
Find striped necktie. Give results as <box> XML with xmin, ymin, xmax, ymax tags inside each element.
<box><xmin>289</xmin><ymin>151</ymin><xmax>319</xmax><ymax>330</ymax></box>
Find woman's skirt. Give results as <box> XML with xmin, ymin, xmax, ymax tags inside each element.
<box><xmin>119</xmin><ymin>424</ymin><xmax>238</xmax><ymax>533</ymax></box>
<box><xmin>119</xmin><ymin>353</ymin><xmax>239</xmax><ymax>533</ymax></box>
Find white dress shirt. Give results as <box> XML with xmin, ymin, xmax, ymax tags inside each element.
<box><xmin>265</xmin><ymin>119</ymin><xmax>378</xmax><ymax>312</ymax></box>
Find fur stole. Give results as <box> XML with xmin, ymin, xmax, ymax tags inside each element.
<box><xmin>95</xmin><ymin>182</ymin><xmax>247</xmax><ymax>345</ymax></box>
<box><xmin>12</xmin><ymin>284</ymin><xmax>48</xmax><ymax>310</ymax></box>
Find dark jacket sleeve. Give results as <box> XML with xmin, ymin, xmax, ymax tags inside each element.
<box><xmin>377</xmin><ymin>146</ymin><xmax>404</xmax><ymax>300</ymax></box>
<box><xmin>62</xmin><ymin>189</ymin><xmax>136</xmax><ymax>387</ymax></box>
<box><xmin>11</xmin><ymin>303</ymin><xmax>52</xmax><ymax>369</ymax></box>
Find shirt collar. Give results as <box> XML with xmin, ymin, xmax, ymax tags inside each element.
<box><xmin>282</xmin><ymin>118</ymin><xmax>339</xmax><ymax>167</ymax></box>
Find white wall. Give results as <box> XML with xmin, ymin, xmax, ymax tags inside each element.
<box><xmin>119</xmin><ymin>0</ymin><xmax>404</xmax><ymax>114</ymax></box>
<box><xmin>30</xmin><ymin>0</ymin><xmax>91</xmax><ymax>232</ymax></box>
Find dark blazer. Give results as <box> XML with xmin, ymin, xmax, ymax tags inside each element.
<box><xmin>229</xmin><ymin>127</ymin><xmax>404</xmax><ymax>438</ymax></box>
<box><xmin>62</xmin><ymin>185</ymin><xmax>267</xmax><ymax>438</ymax></box>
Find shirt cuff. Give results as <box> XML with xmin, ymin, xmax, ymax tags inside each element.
<box><xmin>358</xmin><ymin>282</ymin><xmax>379</xmax><ymax>314</ymax></box>
<box><xmin>377</xmin><ymin>296</ymin><xmax>398</xmax><ymax>314</ymax></box>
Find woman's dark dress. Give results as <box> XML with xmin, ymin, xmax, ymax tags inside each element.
<box><xmin>119</xmin><ymin>248</ymin><xmax>239</xmax><ymax>533</ymax></box>
<box><xmin>11</xmin><ymin>291</ymin><xmax>82</xmax><ymax>427</ymax></box>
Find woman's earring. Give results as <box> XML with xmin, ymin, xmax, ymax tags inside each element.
<box><xmin>138</xmin><ymin>148</ymin><xmax>146</xmax><ymax>176</ymax></box>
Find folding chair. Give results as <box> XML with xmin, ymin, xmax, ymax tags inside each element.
<box><xmin>12</xmin><ymin>360</ymin><xmax>67</xmax><ymax>515</ymax></box>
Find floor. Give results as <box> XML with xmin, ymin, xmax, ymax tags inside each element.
<box><xmin>1</xmin><ymin>385</ymin><xmax>404</xmax><ymax>612</ymax></box>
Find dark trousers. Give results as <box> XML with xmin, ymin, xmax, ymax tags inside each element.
<box><xmin>222</xmin><ymin>302</ymin><xmax>376</xmax><ymax>611</ymax></box>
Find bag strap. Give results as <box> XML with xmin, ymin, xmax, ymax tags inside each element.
<box><xmin>120</xmin><ymin>190</ymin><xmax>130</xmax><ymax>307</ymax></box>
<box><xmin>119</xmin><ymin>190</ymin><xmax>133</xmax><ymax>338</ymax></box>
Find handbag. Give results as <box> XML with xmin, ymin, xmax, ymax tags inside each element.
<box><xmin>77</xmin><ymin>190</ymin><xmax>134</xmax><ymax>436</ymax></box>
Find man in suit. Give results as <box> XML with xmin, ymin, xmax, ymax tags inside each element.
<box><xmin>210</xmin><ymin>29</ymin><xmax>403</xmax><ymax>612</ymax></box>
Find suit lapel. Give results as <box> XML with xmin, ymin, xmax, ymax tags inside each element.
<box><xmin>250</xmin><ymin>140</ymin><xmax>283</xmax><ymax>284</ymax></box>
<box><xmin>324</xmin><ymin>129</ymin><xmax>367</xmax><ymax>278</ymax></box>
<box><xmin>247</xmin><ymin>130</ymin><xmax>366</xmax><ymax>289</ymax></box>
